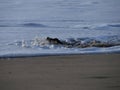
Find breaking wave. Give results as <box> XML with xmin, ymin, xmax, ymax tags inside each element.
<box><xmin>11</xmin><ymin>35</ymin><xmax>120</xmax><ymax>49</ymax></box>
<box><xmin>1</xmin><ymin>35</ymin><xmax>120</xmax><ymax>58</ymax></box>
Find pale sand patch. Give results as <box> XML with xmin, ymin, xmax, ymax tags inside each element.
<box><xmin>0</xmin><ymin>54</ymin><xmax>120</xmax><ymax>90</ymax></box>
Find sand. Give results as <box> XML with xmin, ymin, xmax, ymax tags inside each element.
<box><xmin>0</xmin><ymin>54</ymin><xmax>120</xmax><ymax>90</ymax></box>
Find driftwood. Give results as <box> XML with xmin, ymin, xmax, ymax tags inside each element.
<box><xmin>46</xmin><ymin>37</ymin><xmax>118</xmax><ymax>48</ymax></box>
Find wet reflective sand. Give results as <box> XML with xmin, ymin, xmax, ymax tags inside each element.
<box><xmin>0</xmin><ymin>54</ymin><xmax>120</xmax><ymax>90</ymax></box>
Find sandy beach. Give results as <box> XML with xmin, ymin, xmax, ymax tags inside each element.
<box><xmin>0</xmin><ymin>54</ymin><xmax>120</xmax><ymax>90</ymax></box>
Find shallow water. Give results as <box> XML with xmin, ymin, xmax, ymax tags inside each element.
<box><xmin>0</xmin><ymin>0</ymin><xmax>120</xmax><ymax>57</ymax></box>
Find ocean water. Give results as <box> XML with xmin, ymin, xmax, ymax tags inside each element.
<box><xmin>0</xmin><ymin>0</ymin><xmax>120</xmax><ymax>57</ymax></box>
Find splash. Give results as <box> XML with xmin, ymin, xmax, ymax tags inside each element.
<box><xmin>14</xmin><ymin>35</ymin><xmax>120</xmax><ymax>49</ymax></box>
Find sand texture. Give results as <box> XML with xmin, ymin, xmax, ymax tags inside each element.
<box><xmin>0</xmin><ymin>54</ymin><xmax>120</xmax><ymax>90</ymax></box>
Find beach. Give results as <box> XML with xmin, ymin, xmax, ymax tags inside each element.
<box><xmin>0</xmin><ymin>0</ymin><xmax>120</xmax><ymax>90</ymax></box>
<box><xmin>0</xmin><ymin>54</ymin><xmax>120</xmax><ymax>90</ymax></box>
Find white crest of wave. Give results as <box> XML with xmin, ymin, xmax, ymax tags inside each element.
<box><xmin>21</xmin><ymin>40</ymin><xmax>26</xmax><ymax>47</ymax></box>
<box><xmin>31</xmin><ymin>36</ymin><xmax>49</xmax><ymax>46</ymax></box>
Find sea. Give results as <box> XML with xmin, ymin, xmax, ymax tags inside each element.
<box><xmin>0</xmin><ymin>0</ymin><xmax>120</xmax><ymax>57</ymax></box>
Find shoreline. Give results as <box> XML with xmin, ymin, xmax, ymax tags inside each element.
<box><xmin>0</xmin><ymin>52</ymin><xmax>120</xmax><ymax>59</ymax></box>
<box><xmin>0</xmin><ymin>54</ymin><xmax>120</xmax><ymax>90</ymax></box>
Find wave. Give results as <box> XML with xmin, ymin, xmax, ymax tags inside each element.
<box><xmin>22</xmin><ymin>23</ymin><xmax>47</xmax><ymax>27</ymax></box>
<box><xmin>93</xmin><ymin>23</ymin><xmax>120</xmax><ymax>30</ymax></box>
<box><xmin>54</xmin><ymin>1</ymin><xmax>99</xmax><ymax>9</ymax></box>
<box><xmin>0</xmin><ymin>22</ymin><xmax>67</xmax><ymax>28</ymax></box>
<box><xmin>1</xmin><ymin>35</ymin><xmax>120</xmax><ymax>58</ymax></box>
<box><xmin>73</xmin><ymin>23</ymin><xmax>120</xmax><ymax>30</ymax></box>
<box><xmin>108</xmin><ymin>24</ymin><xmax>120</xmax><ymax>27</ymax></box>
<box><xmin>11</xmin><ymin>35</ymin><xmax>120</xmax><ymax>49</ymax></box>
<box><xmin>0</xmin><ymin>23</ymin><xmax>48</xmax><ymax>28</ymax></box>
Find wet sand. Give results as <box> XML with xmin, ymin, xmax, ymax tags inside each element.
<box><xmin>0</xmin><ymin>54</ymin><xmax>120</xmax><ymax>90</ymax></box>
